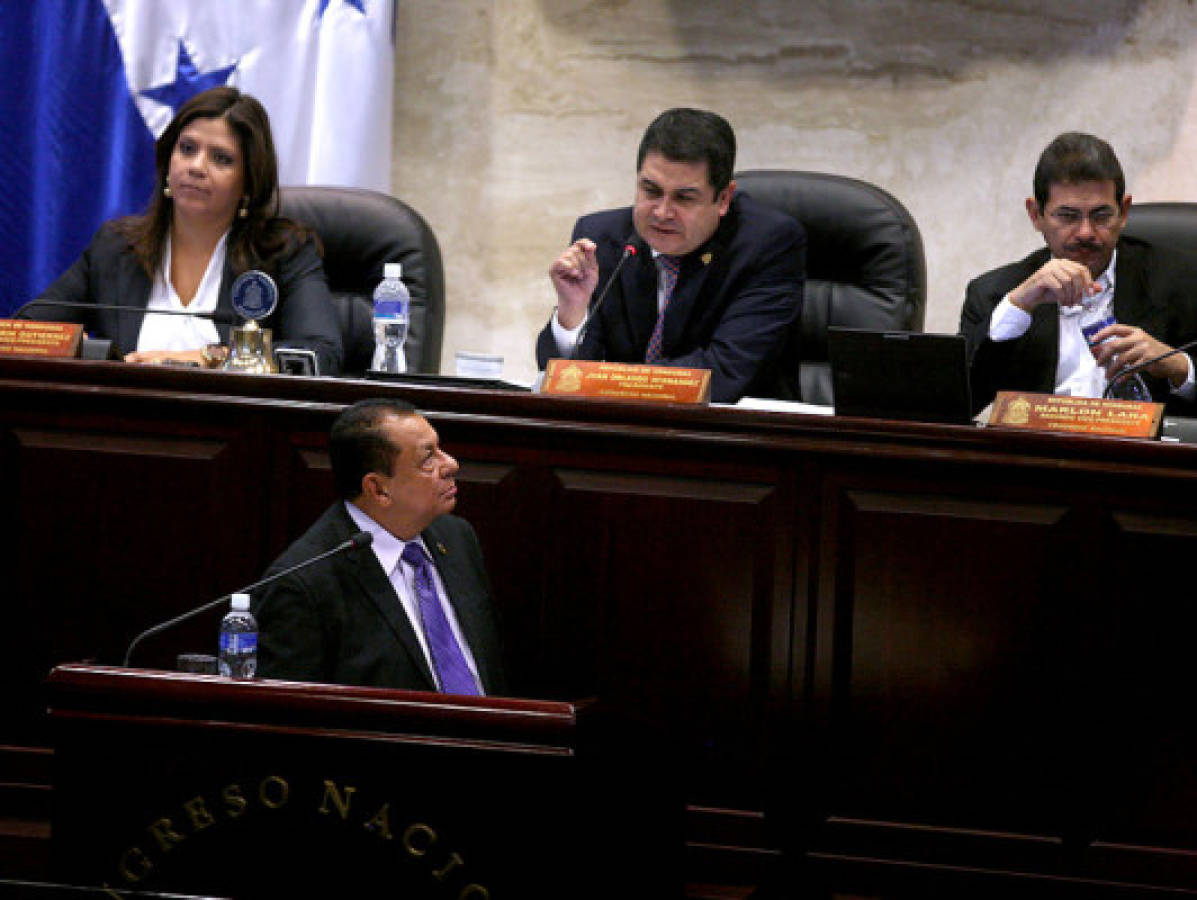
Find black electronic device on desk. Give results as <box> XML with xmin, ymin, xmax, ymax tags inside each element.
<box><xmin>365</xmin><ymin>370</ymin><xmax>530</xmax><ymax>392</ymax></box>
<box><xmin>1161</xmin><ymin>416</ymin><xmax>1197</xmax><ymax>443</ymax></box>
<box><xmin>828</xmin><ymin>327</ymin><xmax>973</xmax><ymax>426</ymax></box>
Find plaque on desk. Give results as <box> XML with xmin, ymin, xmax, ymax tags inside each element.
<box><xmin>0</xmin><ymin>319</ymin><xmax>83</xmax><ymax>358</ymax></box>
<box><xmin>989</xmin><ymin>390</ymin><xmax>1164</xmax><ymax>438</ymax></box>
<box><xmin>543</xmin><ymin>358</ymin><xmax>711</xmax><ymax>404</ymax></box>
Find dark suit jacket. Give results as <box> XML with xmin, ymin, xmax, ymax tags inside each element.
<box><xmin>535</xmin><ymin>194</ymin><xmax>805</xmax><ymax>403</ymax></box>
<box><xmin>960</xmin><ymin>236</ymin><xmax>1197</xmax><ymax>413</ymax></box>
<box><xmin>29</xmin><ymin>223</ymin><xmax>343</xmax><ymax>374</ymax></box>
<box><xmin>253</xmin><ymin>503</ymin><xmax>508</xmax><ymax>695</ymax></box>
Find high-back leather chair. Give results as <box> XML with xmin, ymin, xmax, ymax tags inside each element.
<box><xmin>1123</xmin><ymin>202</ymin><xmax>1197</xmax><ymax>254</ymax></box>
<box><xmin>280</xmin><ymin>186</ymin><xmax>445</xmax><ymax>376</ymax></box>
<box><xmin>735</xmin><ymin>170</ymin><xmax>927</xmax><ymax>404</ymax></box>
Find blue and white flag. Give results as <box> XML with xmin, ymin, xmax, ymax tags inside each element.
<box><xmin>0</xmin><ymin>0</ymin><xmax>394</xmax><ymax>316</ymax></box>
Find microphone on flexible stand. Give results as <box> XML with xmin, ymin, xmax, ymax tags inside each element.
<box><xmin>1102</xmin><ymin>337</ymin><xmax>1197</xmax><ymax>399</ymax></box>
<box><xmin>14</xmin><ymin>299</ymin><xmax>240</xmax><ymax>360</ymax></box>
<box><xmin>13</xmin><ymin>298</ymin><xmax>238</xmax><ymax>325</ymax></box>
<box><xmin>121</xmin><ymin>531</ymin><xmax>373</xmax><ymax>667</ymax></box>
<box><xmin>570</xmin><ymin>235</ymin><xmax>638</xmax><ymax>360</ymax></box>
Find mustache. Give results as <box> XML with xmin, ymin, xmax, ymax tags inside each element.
<box><xmin>1066</xmin><ymin>239</ymin><xmax>1102</xmax><ymax>252</ymax></box>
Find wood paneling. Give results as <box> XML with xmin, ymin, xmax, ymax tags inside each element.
<box><xmin>2</xmin><ymin>357</ymin><xmax>1196</xmax><ymax>894</ymax></box>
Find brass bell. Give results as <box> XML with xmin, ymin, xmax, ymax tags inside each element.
<box><xmin>222</xmin><ymin>321</ymin><xmax>277</xmax><ymax>374</ymax></box>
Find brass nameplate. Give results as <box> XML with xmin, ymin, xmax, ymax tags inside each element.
<box><xmin>989</xmin><ymin>391</ymin><xmax>1163</xmax><ymax>438</ymax></box>
<box><xmin>0</xmin><ymin>319</ymin><xmax>83</xmax><ymax>358</ymax></box>
<box><xmin>543</xmin><ymin>359</ymin><xmax>711</xmax><ymax>404</ymax></box>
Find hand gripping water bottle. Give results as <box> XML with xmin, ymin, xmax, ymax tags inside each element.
<box><xmin>1079</xmin><ymin>309</ymin><xmax>1152</xmax><ymax>402</ymax></box>
<box><xmin>218</xmin><ymin>593</ymin><xmax>258</xmax><ymax>679</ymax></box>
<box><xmin>372</xmin><ymin>262</ymin><xmax>411</xmax><ymax>373</ymax></box>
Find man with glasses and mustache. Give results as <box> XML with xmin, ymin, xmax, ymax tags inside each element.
<box><xmin>536</xmin><ymin>108</ymin><xmax>804</xmax><ymax>404</ymax></box>
<box><xmin>961</xmin><ymin>132</ymin><xmax>1197</xmax><ymax>414</ymax></box>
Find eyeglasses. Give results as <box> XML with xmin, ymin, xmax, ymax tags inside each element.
<box><xmin>1047</xmin><ymin>206</ymin><xmax>1120</xmax><ymax>228</ymax></box>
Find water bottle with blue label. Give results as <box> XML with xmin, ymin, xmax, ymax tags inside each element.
<box><xmin>1080</xmin><ymin>310</ymin><xmax>1152</xmax><ymax>402</ymax></box>
<box><xmin>372</xmin><ymin>262</ymin><xmax>411</xmax><ymax>373</ymax></box>
<box><xmin>218</xmin><ymin>593</ymin><xmax>258</xmax><ymax>679</ymax></box>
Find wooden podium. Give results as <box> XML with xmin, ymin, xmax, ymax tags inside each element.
<box><xmin>46</xmin><ymin>665</ymin><xmax>680</xmax><ymax>898</ymax></box>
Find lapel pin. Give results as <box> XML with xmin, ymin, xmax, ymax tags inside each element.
<box><xmin>701</xmin><ymin>252</ymin><xmax>713</xmax><ymax>266</ymax></box>
<box><xmin>436</xmin><ymin>542</ymin><xmax>448</xmax><ymax>555</ymax></box>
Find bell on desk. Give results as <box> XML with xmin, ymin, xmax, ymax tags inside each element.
<box><xmin>222</xmin><ymin>269</ymin><xmax>280</xmax><ymax>374</ymax></box>
<box><xmin>223</xmin><ymin>321</ymin><xmax>277</xmax><ymax>374</ymax></box>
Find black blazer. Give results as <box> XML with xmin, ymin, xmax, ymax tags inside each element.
<box><xmin>960</xmin><ymin>236</ymin><xmax>1197</xmax><ymax>413</ymax></box>
<box><xmin>30</xmin><ymin>223</ymin><xmax>343</xmax><ymax>374</ymax></box>
<box><xmin>536</xmin><ymin>194</ymin><xmax>805</xmax><ymax>403</ymax></box>
<box><xmin>253</xmin><ymin>503</ymin><xmax>508</xmax><ymax>695</ymax></box>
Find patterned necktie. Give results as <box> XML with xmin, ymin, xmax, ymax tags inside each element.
<box><xmin>645</xmin><ymin>254</ymin><xmax>682</xmax><ymax>363</ymax></box>
<box><xmin>400</xmin><ymin>542</ymin><xmax>481</xmax><ymax>696</ymax></box>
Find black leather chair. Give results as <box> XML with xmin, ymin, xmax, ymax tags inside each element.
<box><xmin>1123</xmin><ymin>202</ymin><xmax>1197</xmax><ymax>254</ymax></box>
<box><xmin>279</xmin><ymin>186</ymin><xmax>445</xmax><ymax>376</ymax></box>
<box><xmin>735</xmin><ymin>170</ymin><xmax>927</xmax><ymax>404</ymax></box>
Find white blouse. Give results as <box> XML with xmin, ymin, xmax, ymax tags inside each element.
<box><xmin>136</xmin><ymin>229</ymin><xmax>226</xmax><ymax>351</ymax></box>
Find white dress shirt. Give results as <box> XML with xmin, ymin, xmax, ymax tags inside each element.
<box><xmin>344</xmin><ymin>501</ymin><xmax>483</xmax><ymax>692</ymax></box>
<box><xmin>136</xmin><ymin>229</ymin><xmax>225</xmax><ymax>351</ymax></box>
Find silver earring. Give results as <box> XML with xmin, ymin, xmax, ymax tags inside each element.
<box><xmin>163</xmin><ymin>183</ymin><xmax>172</xmax><ymax>198</ymax></box>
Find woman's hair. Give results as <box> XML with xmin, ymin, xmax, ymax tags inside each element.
<box><xmin>117</xmin><ymin>86</ymin><xmax>314</xmax><ymax>277</ymax></box>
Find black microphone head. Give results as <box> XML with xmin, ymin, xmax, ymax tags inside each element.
<box><xmin>349</xmin><ymin>531</ymin><xmax>373</xmax><ymax>550</ymax></box>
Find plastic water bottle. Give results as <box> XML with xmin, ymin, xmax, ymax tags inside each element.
<box><xmin>218</xmin><ymin>593</ymin><xmax>258</xmax><ymax>679</ymax></box>
<box><xmin>1080</xmin><ymin>310</ymin><xmax>1152</xmax><ymax>402</ymax></box>
<box><xmin>371</xmin><ymin>262</ymin><xmax>410</xmax><ymax>373</ymax></box>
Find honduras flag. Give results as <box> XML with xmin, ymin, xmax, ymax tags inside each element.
<box><xmin>0</xmin><ymin>0</ymin><xmax>394</xmax><ymax>317</ymax></box>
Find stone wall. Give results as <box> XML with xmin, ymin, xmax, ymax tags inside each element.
<box><xmin>393</xmin><ymin>0</ymin><xmax>1197</xmax><ymax>385</ymax></box>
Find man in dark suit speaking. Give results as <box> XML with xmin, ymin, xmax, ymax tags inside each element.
<box><xmin>960</xmin><ymin>131</ymin><xmax>1197</xmax><ymax>413</ymax></box>
<box><xmin>536</xmin><ymin>107</ymin><xmax>805</xmax><ymax>403</ymax></box>
<box><xmin>254</xmin><ymin>399</ymin><xmax>507</xmax><ymax>695</ymax></box>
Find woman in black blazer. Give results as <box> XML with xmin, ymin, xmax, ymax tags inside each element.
<box><xmin>33</xmin><ymin>86</ymin><xmax>342</xmax><ymax>374</ymax></box>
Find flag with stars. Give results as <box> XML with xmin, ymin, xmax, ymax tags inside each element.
<box><xmin>0</xmin><ymin>0</ymin><xmax>394</xmax><ymax>316</ymax></box>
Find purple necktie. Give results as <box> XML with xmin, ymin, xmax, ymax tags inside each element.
<box><xmin>401</xmin><ymin>542</ymin><xmax>481</xmax><ymax>696</ymax></box>
<box><xmin>645</xmin><ymin>254</ymin><xmax>682</xmax><ymax>363</ymax></box>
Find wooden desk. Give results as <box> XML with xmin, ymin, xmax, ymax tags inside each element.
<box><xmin>3</xmin><ymin>357</ymin><xmax>1196</xmax><ymax>895</ymax></box>
<box><xmin>47</xmin><ymin>664</ymin><xmax>678</xmax><ymax>897</ymax></box>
